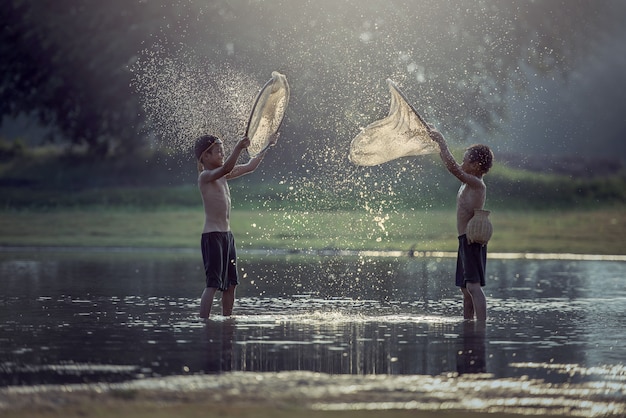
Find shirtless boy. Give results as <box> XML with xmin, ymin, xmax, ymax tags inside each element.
<box><xmin>429</xmin><ymin>128</ymin><xmax>493</xmax><ymax>321</ymax></box>
<box><xmin>194</xmin><ymin>133</ymin><xmax>277</xmax><ymax>319</ymax></box>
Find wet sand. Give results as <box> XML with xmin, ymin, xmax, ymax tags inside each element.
<box><xmin>0</xmin><ymin>389</ymin><xmax>556</xmax><ymax>418</ymax></box>
<box><xmin>0</xmin><ymin>404</ymin><xmax>541</xmax><ymax>418</ymax></box>
<box><xmin>1</xmin><ymin>371</ymin><xmax>615</xmax><ymax>418</ymax></box>
<box><xmin>0</xmin><ymin>406</ymin><xmax>551</xmax><ymax>418</ymax></box>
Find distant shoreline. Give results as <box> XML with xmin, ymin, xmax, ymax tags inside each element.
<box><xmin>1</xmin><ymin>245</ymin><xmax>625</xmax><ymax>262</ymax></box>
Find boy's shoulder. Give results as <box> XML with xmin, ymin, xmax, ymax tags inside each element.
<box><xmin>460</xmin><ymin>170</ymin><xmax>486</xmax><ymax>189</ymax></box>
<box><xmin>198</xmin><ymin>168</ymin><xmax>227</xmax><ymax>185</ymax></box>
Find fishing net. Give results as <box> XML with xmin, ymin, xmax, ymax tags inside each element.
<box><xmin>349</xmin><ymin>79</ymin><xmax>438</xmax><ymax>166</ymax></box>
<box><xmin>245</xmin><ymin>71</ymin><xmax>290</xmax><ymax>156</ymax></box>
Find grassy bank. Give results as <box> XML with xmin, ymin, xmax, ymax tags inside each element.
<box><xmin>2</xmin><ymin>147</ymin><xmax>625</xmax><ymax>255</ymax></box>
<box><xmin>1</xmin><ymin>207</ymin><xmax>624</xmax><ymax>255</ymax></box>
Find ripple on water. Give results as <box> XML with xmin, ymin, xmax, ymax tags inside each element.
<box><xmin>1</xmin><ymin>252</ymin><xmax>624</xmax><ymax>416</ymax></box>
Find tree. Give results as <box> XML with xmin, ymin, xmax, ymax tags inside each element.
<box><xmin>0</xmin><ymin>1</ymin><xmax>169</xmax><ymax>155</ymax></box>
<box><xmin>1</xmin><ymin>0</ymin><xmax>623</xmax><ymax>163</ymax></box>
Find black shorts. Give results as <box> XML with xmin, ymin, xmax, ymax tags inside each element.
<box><xmin>201</xmin><ymin>231</ymin><xmax>239</xmax><ymax>291</ymax></box>
<box><xmin>455</xmin><ymin>234</ymin><xmax>487</xmax><ymax>288</ymax></box>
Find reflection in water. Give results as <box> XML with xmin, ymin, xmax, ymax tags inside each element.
<box><xmin>456</xmin><ymin>321</ymin><xmax>487</xmax><ymax>375</ymax></box>
<box><xmin>225</xmin><ymin>313</ymin><xmax>462</xmax><ymax>376</ymax></box>
<box><xmin>0</xmin><ymin>249</ymin><xmax>625</xmax><ymax>415</ymax></box>
<box><xmin>202</xmin><ymin>319</ymin><xmax>235</xmax><ymax>373</ymax></box>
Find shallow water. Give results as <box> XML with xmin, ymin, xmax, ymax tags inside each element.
<box><xmin>0</xmin><ymin>249</ymin><xmax>624</xmax><ymax>415</ymax></box>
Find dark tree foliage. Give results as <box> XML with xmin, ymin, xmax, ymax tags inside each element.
<box><xmin>0</xmin><ymin>0</ymin><xmax>623</xmax><ymax>160</ymax></box>
<box><xmin>0</xmin><ymin>1</ymin><xmax>170</xmax><ymax>155</ymax></box>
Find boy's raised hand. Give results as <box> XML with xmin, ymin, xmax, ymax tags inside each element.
<box><xmin>268</xmin><ymin>132</ymin><xmax>280</xmax><ymax>147</ymax></box>
<box><xmin>237</xmin><ymin>136</ymin><xmax>251</xmax><ymax>149</ymax></box>
<box><xmin>428</xmin><ymin>128</ymin><xmax>445</xmax><ymax>145</ymax></box>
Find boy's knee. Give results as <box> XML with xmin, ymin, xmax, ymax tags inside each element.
<box><xmin>466</xmin><ymin>281</ymin><xmax>482</xmax><ymax>294</ymax></box>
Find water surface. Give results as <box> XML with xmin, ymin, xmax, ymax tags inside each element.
<box><xmin>0</xmin><ymin>249</ymin><xmax>624</xmax><ymax>415</ymax></box>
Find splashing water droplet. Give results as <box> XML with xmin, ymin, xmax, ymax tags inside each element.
<box><xmin>131</xmin><ymin>43</ymin><xmax>259</xmax><ymax>155</ymax></box>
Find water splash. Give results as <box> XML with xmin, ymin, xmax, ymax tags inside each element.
<box><xmin>130</xmin><ymin>43</ymin><xmax>258</xmax><ymax>154</ymax></box>
<box><xmin>130</xmin><ymin>38</ymin><xmax>440</xmax><ymax>255</ymax></box>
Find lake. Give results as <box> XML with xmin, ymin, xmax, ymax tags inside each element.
<box><xmin>1</xmin><ymin>248</ymin><xmax>625</xmax><ymax>416</ymax></box>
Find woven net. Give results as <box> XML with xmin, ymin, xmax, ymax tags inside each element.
<box><xmin>245</xmin><ymin>71</ymin><xmax>290</xmax><ymax>156</ymax></box>
<box><xmin>349</xmin><ymin>79</ymin><xmax>438</xmax><ymax>166</ymax></box>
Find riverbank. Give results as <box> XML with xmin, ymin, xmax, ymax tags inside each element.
<box><xmin>0</xmin><ymin>371</ymin><xmax>581</xmax><ymax>418</ymax></box>
<box><xmin>0</xmin><ymin>399</ymin><xmax>558</xmax><ymax>418</ymax></box>
<box><xmin>0</xmin><ymin>408</ymin><xmax>520</xmax><ymax>418</ymax></box>
<box><xmin>0</xmin><ymin>207</ymin><xmax>624</xmax><ymax>255</ymax></box>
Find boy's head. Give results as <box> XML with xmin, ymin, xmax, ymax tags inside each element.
<box><xmin>194</xmin><ymin>135</ymin><xmax>221</xmax><ymax>161</ymax></box>
<box><xmin>194</xmin><ymin>135</ymin><xmax>224</xmax><ymax>172</ymax></box>
<box><xmin>465</xmin><ymin>144</ymin><xmax>494</xmax><ymax>175</ymax></box>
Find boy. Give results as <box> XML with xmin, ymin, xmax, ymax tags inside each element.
<box><xmin>429</xmin><ymin>128</ymin><xmax>493</xmax><ymax>321</ymax></box>
<box><xmin>194</xmin><ymin>133</ymin><xmax>277</xmax><ymax>319</ymax></box>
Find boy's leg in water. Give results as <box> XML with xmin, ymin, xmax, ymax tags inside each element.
<box><xmin>466</xmin><ymin>282</ymin><xmax>487</xmax><ymax>321</ymax></box>
<box><xmin>222</xmin><ymin>285</ymin><xmax>236</xmax><ymax>316</ymax></box>
<box><xmin>200</xmin><ymin>287</ymin><xmax>218</xmax><ymax>319</ymax></box>
<box><xmin>461</xmin><ymin>287</ymin><xmax>475</xmax><ymax>320</ymax></box>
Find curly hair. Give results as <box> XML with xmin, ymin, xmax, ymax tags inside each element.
<box><xmin>466</xmin><ymin>144</ymin><xmax>494</xmax><ymax>174</ymax></box>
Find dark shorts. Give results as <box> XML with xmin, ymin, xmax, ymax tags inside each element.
<box><xmin>455</xmin><ymin>234</ymin><xmax>487</xmax><ymax>288</ymax></box>
<box><xmin>201</xmin><ymin>231</ymin><xmax>239</xmax><ymax>291</ymax></box>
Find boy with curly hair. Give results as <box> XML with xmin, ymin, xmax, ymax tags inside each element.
<box><xmin>429</xmin><ymin>128</ymin><xmax>494</xmax><ymax>321</ymax></box>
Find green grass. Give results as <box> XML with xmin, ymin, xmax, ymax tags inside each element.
<box><xmin>1</xmin><ymin>207</ymin><xmax>624</xmax><ymax>255</ymax></box>
<box><xmin>1</xmin><ymin>149</ymin><xmax>625</xmax><ymax>255</ymax></box>
<box><xmin>2</xmin><ymin>149</ymin><xmax>625</xmax><ymax>212</ymax></box>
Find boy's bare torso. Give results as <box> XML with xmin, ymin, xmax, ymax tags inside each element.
<box><xmin>456</xmin><ymin>180</ymin><xmax>486</xmax><ymax>236</ymax></box>
<box><xmin>200</xmin><ymin>176</ymin><xmax>231</xmax><ymax>233</ymax></box>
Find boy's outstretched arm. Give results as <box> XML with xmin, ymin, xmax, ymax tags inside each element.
<box><xmin>200</xmin><ymin>137</ymin><xmax>250</xmax><ymax>184</ymax></box>
<box><xmin>429</xmin><ymin>129</ymin><xmax>477</xmax><ymax>185</ymax></box>
<box><xmin>430</xmin><ymin>130</ymin><xmax>462</xmax><ymax>176</ymax></box>
<box><xmin>228</xmin><ymin>132</ymin><xmax>280</xmax><ymax>179</ymax></box>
